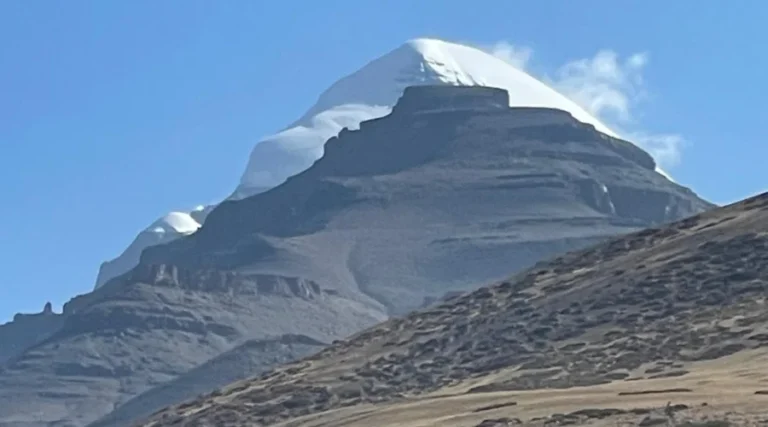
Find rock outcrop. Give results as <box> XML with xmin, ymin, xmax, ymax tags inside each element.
<box><xmin>0</xmin><ymin>303</ymin><xmax>63</xmax><ymax>365</ymax></box>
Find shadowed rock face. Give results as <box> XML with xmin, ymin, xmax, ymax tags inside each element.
<box><xmin>86</xmin><ymin>334</ymin><xmax>326</xmax><ymax>427</ymax></box>
<box><xmin>141</xmin><ymin>86</ymin><xmax>710</xmax><ymax>314</ymax></box>
<box><xmin>0</xmin><ymin>304</ymin><xmax>63</xmax><ymax>365</ymax></box>
<box><xmin>391</xmin><ymin>85</ymin><xmax>510</xmax><ymax>114</ymax></box>
<box><xmin>94</xmin><ymin>227</ymin><xmax>188</xmax><ymax>290</ymax></box>
<box><xmin>0</xmin><ymin>86</ymin><xmax>712</xmax><ymax>427</ymax></box>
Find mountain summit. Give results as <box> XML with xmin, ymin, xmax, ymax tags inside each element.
<box><xmin>237</xmin><ymin>38</ymin><xmax>618</xmax><ymax>194</ymax></box>
<box><xmin>237</xmin><ymin>39</ymin><xmax>617</xmax><ymax>193</ymax></box>
<box><xmin>94</xmin><ymin>38</ymin><xmax>641</xmax><ymax>290</ymax></box>
<box><xmin>0</xmin><ymin>84</ymin><xmax>711</xmax><ymax>427</ymax></box>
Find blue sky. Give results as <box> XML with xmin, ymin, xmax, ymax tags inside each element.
<box><xmin>1</xmin><ymin>1</ymin><xmax>765</xmax><ymax>321</ymax></box>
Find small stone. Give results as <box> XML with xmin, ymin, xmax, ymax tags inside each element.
<box><xmin>638</xmin><ymin>416</ymin><xmax>668</xmax><ymax>426</ymax></box>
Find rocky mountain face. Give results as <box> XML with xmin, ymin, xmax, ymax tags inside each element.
<box><xmin>141</xmin><ymin>86</ymin><xmax>709</xmax><ymax>311</ymax></box>
<box><xmin>91</xmin><ymin>37</ymin><xmax>626</xmax><ymax>292</ymax></box>
<box><xmin>0</xmin><ymin>86</ymin><xmax>712</xmax><ymax>427</ymax></box>
<box><xmin>139</xmin><ymin>191</ymin><xmax>768</xmax><ymax>427</ymax></box>
<box><xmin>0</xmin><ymin>303</ymin><xmax>63</xmax><ymax>365</ymax></box>
<box><xmin>0</xmin><ymin>263</ymin><xmax>376</xmax><ymax>427</ymax></box>
<box><xmin>94</xmin><ymin>207</ymin><xmax>217</xmax><ymax>290</ymax></box>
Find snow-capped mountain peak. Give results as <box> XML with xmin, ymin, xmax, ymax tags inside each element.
<box><xmin>95</xmin><ymin>38</ymin><xmax>663</xmax><ymax>290</ymax></box>
<box><xmin>237</xmin><ymin>38</ymin><xmax>616</xmax><ymax>195</ymax></box>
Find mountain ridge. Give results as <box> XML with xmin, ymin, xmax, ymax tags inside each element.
<box><xmin>0</xmin><ymin>86</ymin><xmax>711</xmax><ymax>427</ymax></box>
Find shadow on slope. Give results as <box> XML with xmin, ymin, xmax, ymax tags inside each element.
<box><xmin>87</xmin><ymin>334</ymin><xmax>325</xmax><ymax>427</ymax></box>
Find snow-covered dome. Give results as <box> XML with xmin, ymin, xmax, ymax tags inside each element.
<box><xmin>148</xmin><ymin>212</ymin><xmax>201</xmax><ymax>235</ymax></box>
<box><xmin>236</xmin><ymin>38</ymin><xmax>616</xmax><ymax>194</ymax></box>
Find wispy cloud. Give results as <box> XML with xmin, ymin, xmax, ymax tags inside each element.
<box><xmin>625</xmin><ymin>132</ymin><xmax>685</xmax><ymax>168</ymax></box>
<box><xmin>550</xmin><ymin>50</ymin><xmax>648</xmax><ymax>123</ymax></box>
<box><xmin>489</xmin><ymin>44</ymin><xmax>685</xmax><ymax>170</ymax></box>
<box><xmin>488</xmin><ymin>41</ymin><xmax>533</xmax><ymax>70</ymax></box>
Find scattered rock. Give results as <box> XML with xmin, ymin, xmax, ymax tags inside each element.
<box><xmin>568</xmin><ymin>408</ymin><xmax>626</xmax><ymax>418</ymax></box>
<box><xmin>476</xmin><ymin>417</ymin><xmax>522</xmax><ymax>426</ymax></box>
<box><xmin>676</xmin><ymin>421</ymin><xmax>731</xmax><ymax>427</ymax></box>
<box><xmin>648</xmin><ymin>370</ymin><xmax>689</xmax><ymax>379</ymax></box>
<box><xmin>638</xmin><ymin>416</ymin><xmax>668</xmax><ymax>426</ymax></box>
<box><xmin>618</xmin><ymin>388</ymin><xmax>693</xmax><ymax>396</ymax></box>
<box><xmin>473</xmin><ymin>401</ymin><xmax>518</xmax><ymax>413</ymax></box>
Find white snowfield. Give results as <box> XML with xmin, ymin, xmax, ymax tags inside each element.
<box><xmin>237</xmin><ymin>38</ymin><xmax>617</xmax><ymax>193</ymax></box>
<box><xmin>150</xmin><ymin>212</ymin><xmax>201</xmax><ymax>235</ymax></box>
<box><xmin>94</xmin><ymin>38</ymin><xmax>664</xmax><ymax>289</ymax></box>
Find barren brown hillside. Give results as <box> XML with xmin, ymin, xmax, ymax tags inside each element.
<box><xmin>138</xmin><ymin>192</ymin><xmax>768</xmax><ymax>426</ymax></box>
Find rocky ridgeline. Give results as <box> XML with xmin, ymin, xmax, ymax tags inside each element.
<box><xmin>124</xmin><ymin>264</ymin><xmax>324</xmax><ymax>298</ymax></box>
<box><xmin>0</xmin><ymin>303</ymin><xmax>63</xmax><ymax>365</ymax></box>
